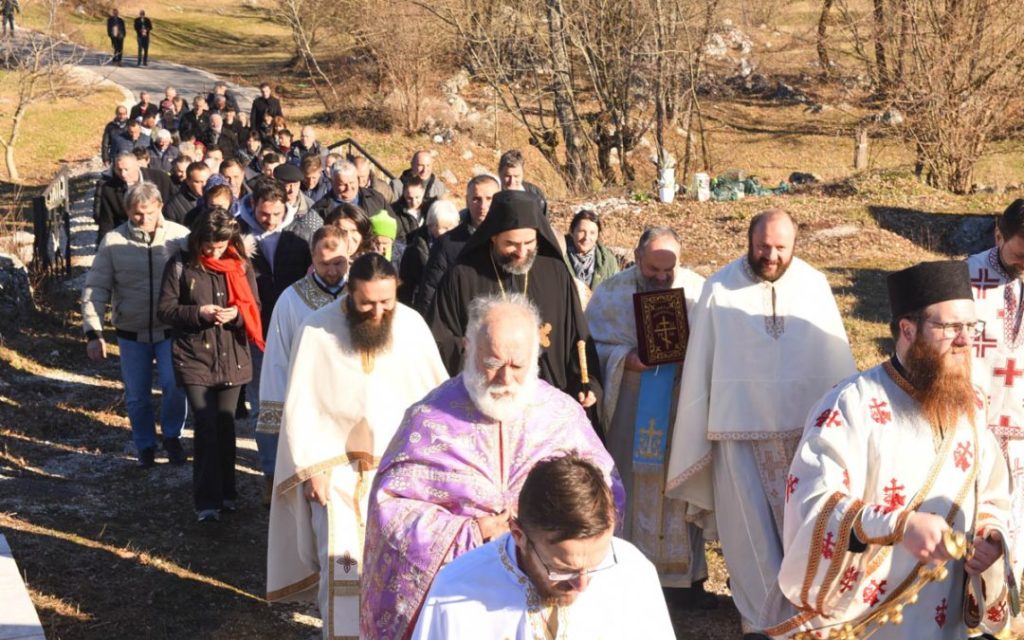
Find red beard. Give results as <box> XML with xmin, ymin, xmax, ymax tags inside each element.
<box><xmin>904</xmin><ymin>336</ymin><xmax>976</xmax><ymax>433</ymax></box>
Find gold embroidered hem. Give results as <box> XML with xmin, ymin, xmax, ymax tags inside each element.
<box><xmin>276</xmin><ymin>452</ymin><xmax>380</xmax><ymax>495</ymax></box>
<box><xmin>266</xmin><ymin>572</ymin><xmax>319</xmax><ymax>602</ymax></box>
<box><xmin>256</xmin><ymin>400</ymin><xmax>284</xmax><ymax>434</ymax></box>
<box><xmin>707</xmin><ymin>428</ymin><xmax>805</xmax><ymax>441</ymax></box>
<box><xmin>800</xmin><ymin>491</ymin><xmax>844</xmax><ymax>610</ymax></box>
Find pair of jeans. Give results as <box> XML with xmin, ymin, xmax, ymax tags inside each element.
<box><xmin>248</xmin><ymin>345</ymin><xmax>278</xmax><ymax>478</ymax></box>
<box><xmin>184</xmin><ymin>384</ymin><xmax>240</xmax><ymax>511</ymax></box>
<box><xmin>118</xmin><ymin>337</ymin><xmax>187</xmax><ymax>454</ymax></box>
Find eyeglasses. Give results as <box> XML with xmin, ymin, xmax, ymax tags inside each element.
<box><xmin>925</xmin><ymin>319</ymin><xmax>986</xmax><ymax>339</ymax></box>
<box><xmin>526</xmin><ymin>536</ymin><xmax>617</xmax><ymax>583</ymax></box>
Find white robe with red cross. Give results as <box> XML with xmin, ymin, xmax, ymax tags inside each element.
<box><xmin>771</xmin><ymin>360</ymin><xmax>1013</xmax><ymax>639</ymax></box>
<box><xmin>968</xmin><ymin>248</ymin><xmax>1024</xmax><ymax>585</ymax></box>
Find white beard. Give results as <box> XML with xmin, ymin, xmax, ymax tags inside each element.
<box><xmin>463</xmin><ymin>347</ymin><xmax>539</xmax><ymax>423</ymax></box>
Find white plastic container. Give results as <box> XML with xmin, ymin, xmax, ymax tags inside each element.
<box><xmin>692</xmin><ymin>172</ymin><xmax>711</xmax><ymax>202</ymax></box>
<box><xmin>659</xmin><ymin>184</ymin><xmax>676</xmax><ymax>203</ymax></box>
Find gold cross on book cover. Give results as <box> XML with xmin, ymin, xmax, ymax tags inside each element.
<box><xmin>632</xmin><ymin>289</ymin><xmax>689</xmax><ymax>366</ymax></box>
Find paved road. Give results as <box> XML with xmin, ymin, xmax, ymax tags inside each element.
<box><xmin>6</xmin><ymin>27</ymin><xmax>256</xmax><ymax>115</ymax></box>
<box><xmin>76</xmin><ymin>49</ymin><xmax>257</xmax><ymax>115</ymax></box>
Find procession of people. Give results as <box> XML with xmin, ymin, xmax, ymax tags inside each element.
<box><xmin>79</xmin><ymin>63</ymin><xmax>1024</xmax><ymax>638</ymax></box>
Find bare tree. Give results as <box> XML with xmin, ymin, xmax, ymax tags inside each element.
<box><xmin>890</xmin><ymin>0</ymin><xmax>1024</xmax><ymax>193</ymax></box>
<box><xmin>0</xmin><ymin>6</ymin><xmax>87</xmax><ymax>182</ymax></box>
<box><xmin>275</xmin><ymin>0</ymin><xmax>347</xmax><ymax>112</ymax></box>
<box><xmin>353</xmin><ymin>0</ymin><xmax>452</xmax><ymax>134</ymax></box>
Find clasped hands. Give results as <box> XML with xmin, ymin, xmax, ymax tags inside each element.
<box><xmin>200</xmin><ymin>304</ymin><xmax>238</xmax><ymax>325</ymax></box>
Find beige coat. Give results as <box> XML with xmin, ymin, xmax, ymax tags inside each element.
<box><xmin>81</xmin><ymin>217</ymin><xmax>189</xmax><ymax>343</ymax></box>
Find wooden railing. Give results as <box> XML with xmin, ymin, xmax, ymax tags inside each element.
<box><xmin>31</xmin><ymin>165</ymin><xmax>72</xmax><ymax>277</ymax></box>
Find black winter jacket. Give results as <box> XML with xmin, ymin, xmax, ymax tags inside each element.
<box><xmin>157</xmin><ymin>252</ymin><xmax>258</xmax><ymax>388</ymax></box>
<box><xmin>95</xmin><ymin>169</ymin><xmax>175</xmax><ymax>244</ymax></box>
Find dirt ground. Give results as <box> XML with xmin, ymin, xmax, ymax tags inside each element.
<box><xmin>5</xmin><ymin>175</ymin><xmax>1010</xmax><ymax>638</ymax></box>
<box><xmin>0</xmin><ymin>275</ymin><xmax>741</xmax><ymax>640</ymax></box>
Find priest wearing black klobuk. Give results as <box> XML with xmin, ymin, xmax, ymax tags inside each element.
<box><xmin>427</xmin><ymin>190</ymin><xmax>604</xmax><ymax>428</ymax></box>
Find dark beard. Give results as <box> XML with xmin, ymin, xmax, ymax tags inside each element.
<box><xmin>998</xmin><ymin>250</ymin><xmax>1023</xmax><ymax>279</ymax></box>
<box><xmin>638</xmin><ymin>274</ymin><xmax>672</xmax><ymax>292</ymax></box>
<box><xmin>747</xmin><ymin>249</ymin><xmax>792</xmax><ymax>283</ymax></box>
<box><xmin>495</xmin><ymin>246</ymin><xmax>538</xmax><ymax>276</ymax></box>
<box><xmin>345</xmin><ymin>296</ymin><xmax>394</xmax><ymax>355</ymax></box>
<box><xmin>904</xmin><ymin>335</ymin><xmax>976</xmax><ymax>433</ymax></box>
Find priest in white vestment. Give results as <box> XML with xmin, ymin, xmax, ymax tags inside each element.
<box><xmin>411</xmin><ymin>453</ymin><xmax>675</xmax><ymax>640</ymax></box>
<box><xmin>265</xmin><ymin>253</ymin><xmax>448</xmax><ymax>639</ymax></box>
<box><xmin>586</xmin><ymin>226</ymin><xmax>713</xmax><ymax>607</ymax></box>
<box><xmin>666</xmin><ymin>209</ymin><xmax>857</xmax><ymax>637</ymax></box>
<box><xmin>967</xmin><ymin>199</ymin><xmax>1024</xmax><ymax>634</ymax></box>
<box><xmin>773</xmin><ymin>260</ymin><xmax>1014</xmax><ymax>640</ymax></box>
<box><xmin>256</xmin><ymin>226</ymin><xmax>349</xmax><ymax>502</ymax></box>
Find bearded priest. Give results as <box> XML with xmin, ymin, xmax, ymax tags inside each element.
<box><xmin>360</xmin><ymin>294</ymin><xmax>624</xmax><ymax>640</ymax></box>
<box><xmin>771</xmin><ymin>260</ymin><xmax>1014</xmax><ymax>639</ymax></box>
<box><xmin>265</xmin><ymin>253</ymin><xmax>448</xmax><ymax>639</ymax></box>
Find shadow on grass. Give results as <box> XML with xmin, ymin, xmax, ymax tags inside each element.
<box><xmin>827</xmin><ymin>266</ymin><xmax>891</xmax><ymax>325</ymax></box>
<box><xmin>867</xmin><ymin>205</ymin><xmax>996</xmax><ymax>256</ymax></box>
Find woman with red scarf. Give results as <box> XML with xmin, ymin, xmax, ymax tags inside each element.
<box><xmin>159</xmin><ymin>207</ymin><xmax>264</xmax><ymax>522</ymax></box>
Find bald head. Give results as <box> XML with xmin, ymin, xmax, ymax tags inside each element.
<box><xmin>411</xmin><ymin>150</ymin><xmax>433</xmax><ymax>179</ymax></box>
<box><xmin>747</xmin><ymin>209</ymin><xmax>797</xmax><ymax>282</ymax></box>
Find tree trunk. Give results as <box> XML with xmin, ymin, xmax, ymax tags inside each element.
<box><xmin>872</xmin><ymin>0</ymin><xmax>889</xmax><ymax>87</ymax></box>
<box><xmin>817</xmin><ymin>0</ymin><xmax>835</xmax><ymax>78</ymax></box>
<box><xmin>1</xmin><ymin>101</ymin><xmax>27</xmax><ymax>182</ymax></box>
<box><xmin>545</xmin><ymin>0</ymin><xmax>591</xmax><ymax>192</ymax></box>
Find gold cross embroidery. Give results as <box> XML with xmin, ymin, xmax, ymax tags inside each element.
<box><xmin>539</xmin><ymin>322</ymin><xmax>552</xmax><ymax>349</ymax></box>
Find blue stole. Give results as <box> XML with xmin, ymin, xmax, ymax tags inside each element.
<box><xmin>632</xmin><ymin>364</ymin><xmax>677</xmax><ymax>467</ymax></box>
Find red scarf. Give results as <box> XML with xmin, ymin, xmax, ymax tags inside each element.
<box><xmin>199</xmin><ymin>247</ymin><xmax>265</xmax><ymax>351</ymax></box>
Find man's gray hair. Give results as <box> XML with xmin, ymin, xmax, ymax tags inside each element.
<box><xmin>426</xmin><ymin>199</ymin><xmax>460</xmax><ymax>228</ymax></box>
<box><xmin>465</xmin><ymin>293</ymin><xmax>541</xmax><ymax>360</ymax></box>
<box><xmin>114</xmin><ymin>151</ymin><xmax>138</xmax><ymax>165</ymax></box>
<box><xmin>636</xmin><ymin>226</ymin><xmax>681</xmax><ymax>253</ymax></box>
<box><xmin>124</xmin><ymin>181</ymin><xmax>163</xmax><ymax>209</ymax></box>
<box><xmin>331</xmin><ymin>160</ymin><xmax>357</xmax><ymax>179</ymax></box>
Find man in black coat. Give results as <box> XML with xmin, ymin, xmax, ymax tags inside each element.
<box><xmin>163</xmin><ymin>161</ymin><xmax>209</xmax><ymax>225</ymax></box>
<box><xmin>311</xmin><ymin>160</ymin><xmax>392</xmax><ymax>221</ymax></box>
<box><xmin>235</xmin><ymin>179</ymin><xmax>312</xmax><ymax>338</ymax></box>
<box><xmin>249</xmin><ymin>83</ymin><xmax>283</xmax><ymax>130</ymax></box>
<box><xmin>100</xmin><ymin>105</ymin><xmax>129</xmax><ymax>164</ymax></box>
<box><xmin>107</xmin><ymin>9</ymin><xmax>125</xmax><ymax>65</ymax></box>
<box><xmin>95</xmin><ymin>152</ymin><xmax>174</xmax><ymax>243</ymax></box>
<box><xmin>129</xmin><ymin>91</ymin><xmax>159</xmax><ymax>122</ymax></box>
<box><xmin>134</xmin><ymin>10</ymin><xmax>152</xmax><ymax>66</ymax></box>
<box><xmin>389</xmin><ymin>175</ymin><xmax>432</xmax><ymax>243</ymax></box>
<box><xmin>206</xmin><ymin>81</ymin><xmax>240</xmax><ymax>114</ymax></box>
<box><xmin>427</xmin><ymin>190</ymin><xmax>603</xmax><ymax>430</ymax></box>
<box><xmin>199</xmin><ymin>113</ymin><xmax>239</xmax><ymax>160</ymax></box>
<box><xmin>413</xmin><ymin>173</ymin><xmax>499</xmax><ymax>314</ymax></box>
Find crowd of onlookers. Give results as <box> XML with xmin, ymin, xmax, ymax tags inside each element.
<box><xmin>86</xmin><ymin>82</ymin><xmax>621</xmax><ymax>513</ymax></box>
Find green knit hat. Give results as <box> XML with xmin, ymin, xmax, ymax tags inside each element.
<box><xmin>369</xmin><ymin>210</ymin><xmax>398</xmax><ymax>239</ymax></box>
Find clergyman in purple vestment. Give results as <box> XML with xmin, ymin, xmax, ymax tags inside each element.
<box><xmin>359</xmin><ymin>294</ymin><xmax>624</xmax><ymax>640</ymax></box>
